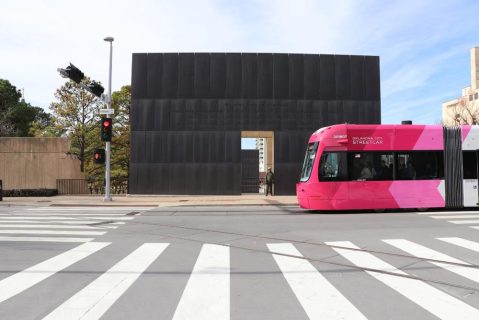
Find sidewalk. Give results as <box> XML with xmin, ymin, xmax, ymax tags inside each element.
<box><xmin>0</xmin><ymin>194</ymin><xmax>299</xmax><ymax>208</ymax></box>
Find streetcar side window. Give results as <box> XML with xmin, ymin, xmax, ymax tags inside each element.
<box><xmin>463</xmin><ymin>152</ymin><xmax>477</xmax><ymax>179</ymax></box>
<box><xmin>396</xmin><ymin>151</ymin><xmax>444</xmax><ymax>180</ymax></box>
<box><xmin>350</xmin><ymin>152</ymin><xmax>393</xmax><ymax>181</ymax></box>
<box><xmin>300</xmin><ymin>142</ymin><xmax>318</xmax><ymax>182</ymax></box>
<box><xmin>319</xmin><ymin>152</ymin><xmax>348</xmax><ymax>181</ymax></box>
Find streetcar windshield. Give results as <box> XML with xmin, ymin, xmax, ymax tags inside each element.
<box><xmin>300</xmin><ymin>142</ymin><xmax>318</xmax><ymax>182</ymax></box>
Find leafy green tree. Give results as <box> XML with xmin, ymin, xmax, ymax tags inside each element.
<box><xmin>84</xmin><ymin>85</ymin><xmax>131</xmax><ymax>192</ymax></box>
<box><xmin>0</xmin><ymin>79</ymin><xmax>21</xmax><ymax>114</ymax></box>
<box><xmin>0</xmin><ymin>79</ymin><xmax>52</xmax><ymax>137</ymax></box>
<box><xmin>49</xmin><ymin>79</ymin><xmax>101</xmax><ymax>172</ymax></box>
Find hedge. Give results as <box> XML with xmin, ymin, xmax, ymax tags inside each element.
<box><xmin>2</xmin><ymin>189</ymin><xmax>58</xmax><ymax>197</ymax></box>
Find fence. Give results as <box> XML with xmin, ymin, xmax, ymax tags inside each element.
<box><xmin>56</xmin><ymin>179</ymin><xmax>89</xmax><ymax>195</ymax></box>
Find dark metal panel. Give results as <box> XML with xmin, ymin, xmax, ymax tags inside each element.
<box><xmin>319</xmin><ymin>54</ymin><xmax>335</xmax><ymax>99</ymax></box>
<box><xmin>328</xmin><ymin>101</ymin><xmax>342</xmax><ymax>126</ymax></box>
<box><xmin>343</xmin><ymin>100</ymin><xmax>359</xmax><ymax>124</ymax></box>
<box><xmin>210</xmin><ymin>53</ymin><xmax>226</xmax><ymax>99</ymax></box>
<box><xmin>225</xmin><ymin>131</ymin><xmax>241</xmax><ymax>163</ymax></box>
<box><xmin>131</xmin><ymin>54</ymin><xmax>147</xmax><ymax>99</ymax></box>
<box><xmin>273</xmin><ymin>54</ymin><xmax>289</xmax><ymax>99</ymax></box>
<box><xmin>178</xmin><ymin>53</ymin><xmax>194</xmax><ymax>98</ymax></box>
<box><xmin>194</xmin><ymin>54</ymin><xmax>210</xmax><ymax>98</ymax></box>
<box><xmin>170</xmin><ymin>100</ymin><xmax>186</xmax><ymax>131</ymax></box>
<box><xmin>335</xmin><ymin>55</ymin><xmax>351</xmax><ymax>99</ymax></box>
<box><xmin>148</xmin><ymin>132</ymin><xmax>164</xmax><ymax>163</ymax></box>
<box><xmin>130</xmin><ymin>131</ymin><xmax>145</xmax><ymax>163</ymax></box>
<box><xmin>154</xmin><ymin>100</ymin><xmax>170</xmax><ymax>131</ymax></box>
<box><xmin>257</xmin><ymin>54</ymin><xmax>273</xmax><ymax>98</ymax></box>
<box><xmin>161</xmin><ymin>53</ymin><xmax>179</xmax><ymax>98</ymax></box>
<box><xmin>364</xmin><ymin>56</ymin><xmax>380</xmax><ymax>100</ymax></box>
<box><xmin>146</xmin><ymin>53</ymin><xmax>162</xmax><ymax>99</ymax></box>
<box><xmin>144</xmin><ymin>100</ymin><xmax>155</xmax><ymax>131</ymax></box>
<box><xmin>241</xmin><ymin>53</ymin><xmax>258</xmax><ymax>99</ymax></box>
<box><xmin>303</xmin><ymin>54</ymin><xmax>320</xmax><ymax>99</ymax></box>
<box><xmin>130</xmin><ymin>99</ymin><xmax>140</xmax><ymax>131</ymax></box>
<box><xmin>350</xmin><ymin>55</ymin><xmax>365</xmax><ymax>100</ymax></box>
<box><xmin>225</xmin><ymin>53</ymin><xmax>242</xmax><ymax>98</ymax></box>
<box><xmin>289</xmin><ymin>54</ymin><xmax>304</xmax><ymax>99</ymax></box>
<box><xmin>206</xmin><ymin>100</ymin><xmax>218</xmax><ymax>132</ymax></box>
<box><xmin>241</xmin><ymin>150</ymin><xmax>259</xmax><ymax>193</ymax></box>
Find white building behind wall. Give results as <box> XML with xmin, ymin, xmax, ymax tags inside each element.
<box><xmin>256</xmin><ymin>138</ymin><xmax>266</xmax><ymax>172</ymax></box>
<box><xmin>443</xmin><ymin>47</ymin><xmax>479</xmax><ymax>125</ymax></box>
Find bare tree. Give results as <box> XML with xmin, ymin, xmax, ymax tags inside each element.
<box><xmin>444</xmin><ymin>95</ymin><xmax>479</xmax><ymax>126</ymax></box>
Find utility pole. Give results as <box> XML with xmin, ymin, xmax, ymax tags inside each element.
<box><xmin>103</xmin><ymin>36</ymin><xmax>114</xmax><ymax>202</ymax></box>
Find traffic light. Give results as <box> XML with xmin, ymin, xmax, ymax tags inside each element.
<box><xmin>57</xmin><ymin>63</ymin><xmax>84</xmax><ymax>84</ymax></box>
<box><xmin>101</xmin><ymin>118</ymin><xmax>112</xmax><ymax>142</ymax></box>
<box><xmin>86</xmin><ymin>81</ymin><xmax>104</xmax><ymax>97</ymax></box>
<box><xmin>93</xmin><ymin>148</ymin><xmax>105</xmax><ymax>164</ymax></box>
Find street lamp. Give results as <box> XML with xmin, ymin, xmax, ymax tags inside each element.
<box><xmin>104</xmin><ymin>36</ymin><xmax>114</xmax><ymax>202</ymax></box>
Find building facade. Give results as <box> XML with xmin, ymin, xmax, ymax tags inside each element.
<box><xmin>443</xmin><ymin>47</ymin><xmax>479</xmax><ymax>125</ymax></box>
<box><xmin>130</xmin><ymin>53</ymin><xmax>381</xmax><ymax>195</ymax></box>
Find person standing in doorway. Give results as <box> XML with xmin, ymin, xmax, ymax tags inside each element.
<box><xmin>265</xmin><ymin>167</ymin><xmax>274</xmax><ymax>196</ymax></box>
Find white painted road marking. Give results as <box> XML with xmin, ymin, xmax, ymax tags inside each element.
<box><xmin>0</xmin><ymin>236</ymin><xmax>94</xmax><ymax>242</ymax></box>
<box><xmin>0</xmin><ymin>242</ymin><xmax>109</xmax><ymax>303</ymax></box>
<box><xmin>0</xmin><ymin>220</ymin><xmax>125</xmax><ymax>225</ymax></box>
<box><xmin>431</xmin><ymin>215</ymin><xmax>479</xmax><ymax>219</ymax></box>
<box><xmin>42</xmin><ymin>243</ymin><xmax>168</xmax><ymax>320</ymax></box>
<box><xmin>384</xmin><ymin>239</ymin><xmax>479</xmax><ymax>283</ymax></box>
<box><xmin>416</xmin><ymin>211</ymin><xmax>479</xmax><ymax>215</ymax></box>
<box><xmin>0</xmin><ymin>230</ymin><xmax>106</xmax><ymax>236</ymax></box>
<box><xmin>438</xmin><ymin>237</ymin><xmax>479</xmax><ymax>252</ymax></box>
<box><xmin>173</xmin><ymin>244</ymin><xmax>230</xmax><ymax>320</ymax></box>
<box><xmin>268</xmin><ymin>243</ymin><xmax>367</xmax><ymax>320</ymax></box>
<box><xmin>327</xmin><ymin>241</ymin><xmax>479</xmax><ymax>320</ymax></box>
<box><xmin>0</xmin><ymin>216</ymin><xmax>133</xmax><ymax>220</ymax></box>
<box><xmin>0</xmin><ymin>224</ymin><xmax>115</xmax><ymax>230</ymax></box>
<box><xmin>448</xmin><ymin>220</ymin><xmax>479</xmax><ymax>224</ymax></box>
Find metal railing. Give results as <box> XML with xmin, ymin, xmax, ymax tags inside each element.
<box><xmin>56</xmin><ymin>179</ymin><xmax>89</xmax><ymax>195</ymax></box>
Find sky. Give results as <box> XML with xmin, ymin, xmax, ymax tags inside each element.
<box><xmin>2</xmin><ymin>0</ymin><xmax>479</xmax><ymax>127</ymax></box>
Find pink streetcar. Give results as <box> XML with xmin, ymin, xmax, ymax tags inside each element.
<box><xmin>297</xmin><ymin>123</ymin><xmax>479</xmax><ymax>211</ymax></box>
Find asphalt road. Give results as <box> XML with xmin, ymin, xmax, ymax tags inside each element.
<box><xmin>1</xmin><ymin>204</ymin><xmax>479</xmax><ymax>319</ymax></box>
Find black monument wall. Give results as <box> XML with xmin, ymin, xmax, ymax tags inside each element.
<box><xmin>130</xmin><ymin>53</ymin><xmax>381</xmax><ymax>195</ymax></box>
<box><xmin>241</xmin><ymin>150</ymin><xmax>260</xmax><ymax>193</ymax></box>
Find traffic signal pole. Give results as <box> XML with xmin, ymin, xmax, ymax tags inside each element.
<box><xmin>104</xmin><ymin>37</ymin><xmax>114</xmax><ymax>202</ymax></box>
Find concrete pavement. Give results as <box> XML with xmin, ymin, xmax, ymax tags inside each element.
<box><xmin>0</xmin><ymin>194</ymin><xmax>299</xmax><ymax>207</ymax></box>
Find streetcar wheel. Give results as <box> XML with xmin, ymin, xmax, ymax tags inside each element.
<box><xmin>416</xmin><ymin>207</ymin><xmax>428</xmax><ymax>212</ymax></box>
<box><xmin>373</xmin><ymin>209</ymin><xmax>385</xmax><ymax>213</ymax></box>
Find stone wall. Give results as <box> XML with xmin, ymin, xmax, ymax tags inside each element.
<box><xmin>0</xmin><ymin>138</ymin><xmax>83</xmax><ymax>190</ymax></box>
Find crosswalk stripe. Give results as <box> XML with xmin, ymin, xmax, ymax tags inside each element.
<box><xmin>0</xmin><ymin>236</ymin><xmax>94</xmax><ymax>242</ymax></box>
<box><xmin>42</xmin><ymin>243</ymin><xmax>168</xmax><ymax>320</ymax></box>
<box><xmin>0</xmin><ymin>224</ymin><xmax>114</xmax><ymax>230</ymax></box>
<box><xmin>27</xmin><ymin>207</ymin><xmax>150</xmax><ymax>211</ymax></box>
<box><xmin>268</xmin><ymin>243</ymin><xmax>367</xmax><ymax>319</ymax></box>
<box><xmin>0</xmin><ymin>242</ymin><xmax>109</xmax><ymax>303</ymax></box>
<box><xmin>0</xmin><ymin>216</ymin><xmax>134</xmax><ymax>220</ymax></box>
<box><xmin>416</xmin><ymin>211</ymin><xmax>479</xmax><ymax>215</ymax></box>
<box><xmin>0</xmin><ymin>220</ymin><xmax>125</xmax><ymax>225</ymax></box>
<box><xmin>0</xmin><ymin>230</ymin><xmax>106</xmax><ymax>236</ymax></box>
<box><xmin>384</xmin><ymin>239</ymin><xmax>479</xmax><ymax>283</ymax></box>
<box><xmin>438</xmin><ymin>237</ymin><xmax>479</xmax><ymax>252</ymax></box>
<box><xmin>173</xmin><ymin>244</ymin><xmax>229</xmax><ymax>320</ymax></box>
<box><xmin>0</xmin><ymin>213</ymin><xmax>128</xmax><ymax>216</ymax></box>
<box><xmin>431</xmin><ymin>215</ymin><xmax>479</xmax><ymax>219</ymax></box>
<box><xmin>471</xmin><ymin>226</ymin><xmax>479</xmax><ymax>230</ymax></box>
<box><xmin>448</xmin><ymin>220</ymin><xmax>479</xmax><ymax>224</ymax></box>
<box><xmin>327</xmin><ymin>241</ymin><xmax>479</xmax><ymax>320</ymax></box>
